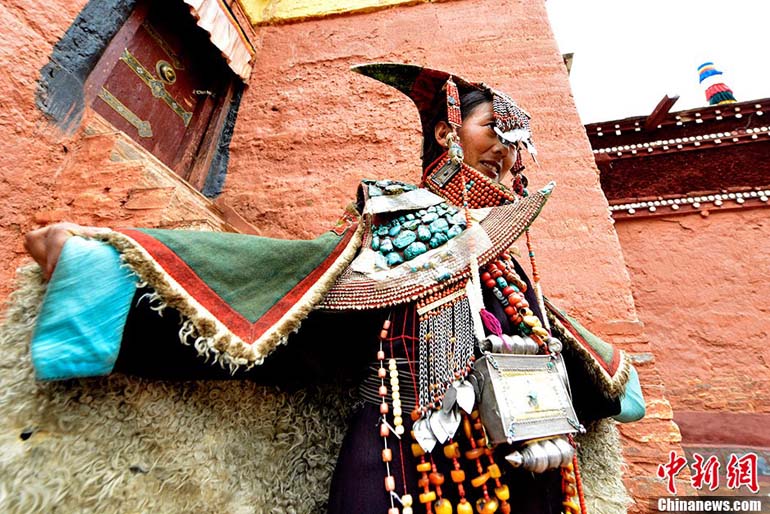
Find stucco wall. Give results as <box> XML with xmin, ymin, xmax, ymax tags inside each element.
<box><xmin>615</xmin><ymin>208</ymin><xmax>770</xmax><ymax>414</ymax></box>
<box><xmin>0</xmin><ymin>0</ymin><xmax>89</xmax><ymax>300</ymax></box>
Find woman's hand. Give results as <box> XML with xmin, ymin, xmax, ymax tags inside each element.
<box><xmin>24</xmin><ymin>223</ymin><xmax>111</xmax><ymax>280</ymax></box>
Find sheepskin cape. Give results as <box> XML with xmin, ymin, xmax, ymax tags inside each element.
<box><xmin>0</xmin><ymin>184</ymin><xmax>632</xmax><ymax>513</ymax></box>
<box><xmin>0</xmin><ymin>266</ymin><xmax>631</xmax><ymax>514</ymax></box>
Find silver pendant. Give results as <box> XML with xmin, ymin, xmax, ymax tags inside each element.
<box><xmin>429</xmin><ymin>408</ymin><xmax>450</xmax><ymax>443</ymax></box>
<box><xmin>455</xmin><ymin>380</ymin><xmax>476</xmax><ymax>414</ymax></box>
<box><xmin>432</xmin><ymin>408</ymin><xmax>461</xmax><ymax>442</ymax></box>
<box><xmin>414</xmin><ymin>417</ymin><xmax>437</xmax><ymax>453</ymax></box>
<box><xmin>438</xmin><ymin>407</ymin><xmax>462</xmax><ymax>439</ymax></box>
<box><xmin>442</xmin><ymin>384</ymin><xmax>457</xmax><ymax>413</ymax></box>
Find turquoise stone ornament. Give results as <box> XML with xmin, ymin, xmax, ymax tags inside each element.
<box><xmin>448</xmin><ymin>206</ymin><xmax>458</xmax><ymax>215</ymax></box>
<box><xmin>421</xmin><ymin>212</ymin><xmax>438</xmax><ymax>224</ymax></box>
<box><xmin>403</xmin><ymin>219</ymin><xmax>420</xmax><ymax>230</ymax></box>
<box><xmin>404</xmin><ymin>242</ymin><xmax>427</xmax><ymax>260</ymax></box>
<box><xmin>380</xmin><ymin>238</ymin><xmax>394</xmax><ymax>254</ymax></box>
<box><xmin>417</xmin><ymin>209</ymin><xmax>427</xmax><ymax>217</ymax></box>
<box><xmin>371</xmin><ymin>236</ymin><xmax>381</xmax><ymax>251</ymax></box>
<box><xmin>368</xmin><ymin>185</ymin><xmax>383</xmax><ymax>197</ymax></box>
<box><xmin>393</xmin><ymin>230</ymin><xmax>417</xmax><ymax>249</ymax></box>
<box><xmin>398</xmin><ymin>215</ymin><xmax>406</xmax><ymax>224</ymax></box>
<box><xmin>429</xmin><ymin>218</ymin><xmax>449</xmax><ymax>234</ymax></box>
<box><xmin>447</xmin><ymin>225</ymin><xmax>463</xmax><ymax>239</ymax></box>
<box><xmin>427</xmin><ymin>206</ymin><xmax>437</xmax><ymax>213</ymax></box>
<box><xmin>417</xmin><ymin>225</ymin><xmax>432</xmax><ymax>242</ymax></box>
<box><xmin>386</xmin><ymin>252</ymin><xmax>404</xmax><ymax>266</ymax></box>
<box><xmin>389</xmin><ymin>224</ymin><xmax>402</xmax><ymax>237</ymax></box>
<box><xmin>376</xmin><ymin>226</ymin><xmax>388</xmax><ymax>237</ymax></box>
<box><xmin>429</xmin><ymin>232</ymin><xmax>449</xmax><ymax>249</ymax></box>
<box><xmin>406</xmin><ymin>213</ymin><xmax>415</xmax><ymax>221</ymax></box>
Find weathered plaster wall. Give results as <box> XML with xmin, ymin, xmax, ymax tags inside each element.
<box><xmin>615</xmin><ymin>208</ymin><xmax>770</xmax><ymax>415</ymax></box>
<box><xmin>0</xmin><ymin>0</ymin><xmax>235</xmax><ymax>302</ymax></box>
<box><xmin>0</xmin><ymin>0</ymin><xmax>90</xmax><ymax>300</ymax></box>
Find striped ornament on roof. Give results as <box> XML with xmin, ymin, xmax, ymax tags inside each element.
<box><xmin>698</xmin><ymin>62</ymin><xmax>736</xmax><ymax>105</ymax></box>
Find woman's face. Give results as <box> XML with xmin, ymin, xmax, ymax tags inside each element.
<box><xmin>457</xmin><ymin>102</ymin><xmax>513</xmax><ymax>181</ymax></box>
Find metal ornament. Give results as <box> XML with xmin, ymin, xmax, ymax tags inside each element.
<box><xmin>413</xmin><ymin>417</ymin><xmax>437</xmax><ymax>453</ymax></box>
<box><xmin>442</xmin><ymin>384</ymin><xmax>457</xmax><ymax>413</ymax></box>
<box><xmin>429</xmin><ymin>408</ymin><xmax>450</xmax><ymax>444</ymax></box>
<box><xmin>156</xmin><ymin>60</ymin><xmax>177</xmax><ymax>84</ymax></box>
<box><xmin>97</xmin><ymin>87</ymin><xmax>153</xmax><ymax>138</ymax></box>
<box><xmin>455</xmin><ymin>380</ymin><xmax>476</xmax><ymax>414</ymax></box>
<box><xmin>435</xmin><ymin>407</ymin><xmax>462</xmax><ymax>440</ymax></box>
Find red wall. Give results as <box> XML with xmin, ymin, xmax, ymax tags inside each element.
<box><xmin>615</xmin><ymin>208</ymin><xmax>770</xmax><ymax>415</ymax></box>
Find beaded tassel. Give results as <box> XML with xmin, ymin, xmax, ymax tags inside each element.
<box><xmin>482</xmin><ymin>450</ymin><xmax>510</xmax><ymax>514</ymax></box>
<box><xmin>461</xmin><ymin>410</ymin><xmax>498</xmax><ymax>514</ymax></box>
<box><xmin>415</xmin><ymin>452</ymin><xmax>435</xmax><ymax>513</ymax></box>
<box><xmin>560</xmin><ymin>435</ymin><xmax>585</xmax><ymax>514</ymax></box>
<box><xmin>445</xmin><ymin>77</ymin><xmax>462</xmax><ymax>128</ymax></box>
<box><xmin>430</xmin><ymin>461</ymin><xmax>452</xmax><ymax>514</ymax></box>
<box><xmin>443</xmin><ymin>440</ymin><xmax>472</xmax><ymax>514</ymax></box>
<box><xmin>525</xmin><ymin>230</ymin><xmax>550</xmax><ymax>333</ymax></box>
<box><xmin>377</xmin><ymin>318</ymin><xmax>400</xmax><ymax>514</ymax></box>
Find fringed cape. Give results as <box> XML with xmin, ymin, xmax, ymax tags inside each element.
<box><xmin>0</xmin><ymin>182</ymin><xmax>633</xmax><ymax>513</ymax></box>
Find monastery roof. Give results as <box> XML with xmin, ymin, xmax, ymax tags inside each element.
<box><xmin>585</xmin><ymin>97</ymin><xmax>770</xmax><ymax>220</ymax></box>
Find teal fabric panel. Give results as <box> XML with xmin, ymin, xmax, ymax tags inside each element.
<box><xmin>138</xmin><ymin>229</ymin><xmax>343</xmax><ymax>322</ymax></box>
<box><xmin>614</xmin><ymin>365</ymin><xmax>646</xmax><ymax>422</ymax></box>
<box><xmin>31</xmin><ymin>237</ymin><xmax>138</xmax><ymax>381</ymax></box>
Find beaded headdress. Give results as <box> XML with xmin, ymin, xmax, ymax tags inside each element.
<box><xmin>352</xmin><ymin>63</ymin><xmax>537</xmax><ymax>205</ymax></box>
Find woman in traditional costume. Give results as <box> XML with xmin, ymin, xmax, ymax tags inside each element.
<box><xmin>23</xmin><ymin>64</ymin><xmax>644</xmax><ymax>514</ymax></box>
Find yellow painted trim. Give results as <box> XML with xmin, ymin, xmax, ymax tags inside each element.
<box><xmin>239</xmin><ymin>0</ymin><xmax>429</xmax><ymax>25</ymax></box>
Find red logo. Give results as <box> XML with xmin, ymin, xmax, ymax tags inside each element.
<box><xmin>725</xmin><ymin>453</ymin><xmax>759</xmax><ymax>493</ymax></box>
<box><xmin>657</xmin><ymin>451</ymin><xmax>688</xmax><ymax>494</ymax></box>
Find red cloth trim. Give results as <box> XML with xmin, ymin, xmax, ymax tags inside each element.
<box><xmin>119</xmin><ymin>225</ymin><xmax>358</xmax><ymax>343</ymax></box>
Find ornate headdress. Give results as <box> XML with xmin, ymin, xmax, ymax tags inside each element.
<box><xmin>352</xmin><ymin>63</ymin><xmax>537</xmax><ymax>206</ymax></box>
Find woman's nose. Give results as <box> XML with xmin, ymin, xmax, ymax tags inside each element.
<box><xmin>493</xmin><ymin>137</ymin><xmax>510</xmax><ymax>156</ymax></box>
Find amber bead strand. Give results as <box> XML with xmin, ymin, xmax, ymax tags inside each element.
<box><xmin>482</xmin><ymin>449</ymin><xmax>510</xmax><ymax>514</ymax></box>
<box><xmin>443</xmin><ymin>440</ymin><xmax>472</xmax><ymax>514</ymax></box>
<box><xmin>525</xmin><ymin>230</ymin><xmax>550</xmax><ymax>334</ymax></box>
<box><xmin>569</xmin><ymin>435</ymin><xmax>588</xmax><ymax>514</ymax></box>
<box><xmin>467</xmin><ymin>410</ymin><xmax>511</xmax><ymax>514</ymax></box>
<box><xmin>461</xmin><ymin>410</ymin><xmax>498</xmax><ymax>514</ymax></box>
<box><xmin>430</xmin><ymin>460</ymin><xmax>452</xmax><ymax>514</ymax></box>
<box><xmin>415</xmin><ymin>450</ymin><xmax>435</xmax><ymax>513</ymax></box>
